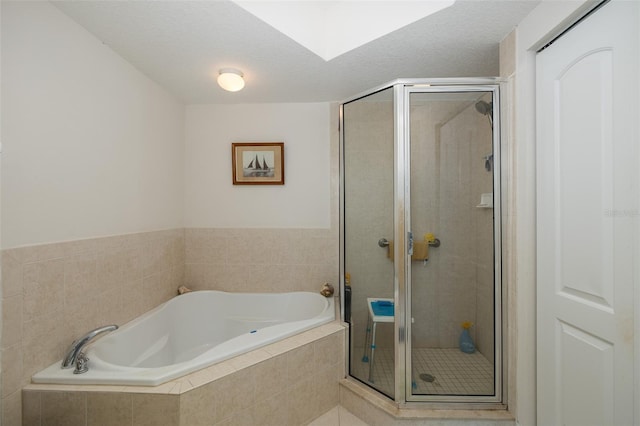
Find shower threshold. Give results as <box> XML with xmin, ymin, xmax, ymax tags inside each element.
<box><xmin>352</xmin><ymin>347</ymin><xmax>494</xmax><ymax>397</ymax></box>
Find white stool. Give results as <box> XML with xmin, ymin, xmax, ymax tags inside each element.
<box><xmin>361</xmin><ymin>298</ymin><xmax>394</xmax><ymax>382</ymax></box>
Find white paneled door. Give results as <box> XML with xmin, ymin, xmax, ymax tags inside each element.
<box><xmin>536</xmin><ymin>1</ymin><xmax>638</xmax><ymax>425</ymax></box>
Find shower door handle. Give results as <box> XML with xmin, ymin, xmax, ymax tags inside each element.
<box><xmin>408</xmin><ymin>232</ymin><xmax>414</xmax><ymax>256</ymax></box>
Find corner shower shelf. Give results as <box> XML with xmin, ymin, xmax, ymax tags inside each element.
<box><xmin>476</xmin><ymin>192</ymin><xmax>493</xmax><ymax>208</ymax></box>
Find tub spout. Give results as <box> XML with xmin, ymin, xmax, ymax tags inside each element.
<box><xmin>61</xmin><ymin>325</ymin><xmax>118</xmax><ymax>370</ymax></box>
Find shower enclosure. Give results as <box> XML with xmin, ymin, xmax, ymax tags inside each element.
<box><xmin>340</xmin><ymin>79</ymin><xmax>503</xmax><ymax>405</ymax></box>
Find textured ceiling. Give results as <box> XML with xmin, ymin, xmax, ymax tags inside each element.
<box><xmin>53</xmin><ymin>0</ymin><xmax>539</xmax><ymax>104</ymax></box>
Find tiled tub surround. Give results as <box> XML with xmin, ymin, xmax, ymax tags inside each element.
<box><xmin>184</xmin><ymin>228</ymin><xmax>339</xmax><ymax>294</ymax></box>
<box><xmin>22</xmin><ymin>323</ymin><xmax>346</xmax><ymax>426</ymax></box>
<box><xmin>0</xmin><ymin>227</ymin><xmax>339</xmax><ymax>424</ymax></box>
<box><xmin>1</xmin><ymin>229</ymin><xmax>185</xmax><ymax>425</ymax></box>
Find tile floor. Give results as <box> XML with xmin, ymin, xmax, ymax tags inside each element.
<box><xmin>309</xmin><ymin>406</ymin><xmax>369</xmax><ymax>426</ymax></box>
<box><xmin>351</xmin><ymin>347</ymin><xmax>494</xmax><ymax>397</ymax></box>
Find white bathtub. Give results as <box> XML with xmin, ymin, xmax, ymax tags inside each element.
<box><xmin>32</xmin><ymin>291</ymin><xmax>335</xmax><ymax>386</ymax></box>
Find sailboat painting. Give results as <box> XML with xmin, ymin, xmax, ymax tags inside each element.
<box><xmin>243</xmin><ymin>151</ymin><xmax>274</xmax><ymax>177</ymax></box>
<box><xmin>232</xmin><ymin>142</ymin><xmax>285</xmax><ymax>185</ymax></box>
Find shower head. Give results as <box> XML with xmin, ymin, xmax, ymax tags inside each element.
<box><xmin>475</xmin><ymin>100</ymin><xmax>493</xmax><ymax>116</ymax></box>
<box><xmin>475</xmin><ymin>100</ymin><xmax>493</xmax><ymax>128</ymax></box>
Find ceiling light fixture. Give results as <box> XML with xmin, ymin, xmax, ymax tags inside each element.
<box><xmin>217</xmin><ymin>68</ymin><xmax>245</xmax><ymax>92</ymax></box>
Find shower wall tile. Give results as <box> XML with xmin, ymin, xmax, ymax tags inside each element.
<box><xmin>408</xmin><ymin>99</ymin><xmax>494</xmax><ymax>350</ymax></box>
<box><xmin>0</xmin><ymin>228</ymin><xmax>185</xmax><ymax>425</ymax></box>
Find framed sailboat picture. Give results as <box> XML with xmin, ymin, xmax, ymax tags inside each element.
<box><xmin>232</xmin><ymin>142</ymin><xmax>285</xmax><ymax>185</ymax></box>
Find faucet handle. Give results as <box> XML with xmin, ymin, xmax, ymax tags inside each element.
<box><xmin>73</xmin><ymin>352</ymin><xmax>89</xmax><ymax>375</ymax></box>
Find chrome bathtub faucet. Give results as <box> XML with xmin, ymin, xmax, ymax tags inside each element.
<box><xmin>61</xmin><ymin>325</ymin><xmax>118</xmax><ymax>374</ymax></box>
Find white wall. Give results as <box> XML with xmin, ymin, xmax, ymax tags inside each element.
<box><xmin>184</xmin><ymin>103</ymin><xmax>330</xmax><ymax>228</ymax></box>
<box><xmin>1</xmin><ymin>1</ymin><xmax>185</xmax><ymax>248</ymax></box>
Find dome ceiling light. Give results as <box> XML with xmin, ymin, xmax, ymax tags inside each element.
<box><xmin>217</xmin><ymin>68</ymin><xmax>245</xmax><ymax>92</ymax></box>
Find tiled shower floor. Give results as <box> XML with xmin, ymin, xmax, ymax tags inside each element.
<box><xmin>351</xmin><ymin>347</ymin><xmax>494</xmax><ymax>397</ymax></box>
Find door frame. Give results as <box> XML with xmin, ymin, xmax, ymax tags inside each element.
<box><xmin>509</xmin><ymin>0</ymin><xmax>639</xmax><ymax>423</ymax></box>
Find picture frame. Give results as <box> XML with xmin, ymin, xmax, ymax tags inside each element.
<box><xmin>232</xmin><ymin>142</ymin><xmax>285</xmax><ymax>185</ymax></box>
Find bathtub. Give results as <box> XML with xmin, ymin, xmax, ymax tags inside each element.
<box><xmin>32</xmin><ymin>291</ymin><xmax>335</xmax><ymax>386</ymax></box>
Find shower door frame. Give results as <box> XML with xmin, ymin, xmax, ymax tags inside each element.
<box><xmin>340</xmin><ymin>78</ymin><xmax>506</xmax><ymax>407</ymax></box>
<box><xmin>400</xmin><ymin>82</ymin><xmax>503</xmax><ymax>405</ymax></box>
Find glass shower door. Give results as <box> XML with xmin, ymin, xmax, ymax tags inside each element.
<box><xmin>342</xmin><ymin>80</ymin><xmax>503</xmax><ymax>405</ymax></box>
<box><xmin>343</xmin><ymin>87</ymin><xmax>396</xmax><ymax>398</ymax></box>
<box><xmin>407</xmin><ymin>90</ymin><xmax>499</xmax><ymax>400</ymax></box>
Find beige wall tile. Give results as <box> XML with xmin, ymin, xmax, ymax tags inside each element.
<box><xmin>179</xmin><ymin>385</ymin><xmax>216</xmax><ymax>426</ymax></box>
<box><xmin>314</xmin><ymin>363</ymin><xmax>342</xmax><ymax>416</ymax></box>
<box><xmin>185</xmin><ymin>230</ymin><xmax>228</xmax><ymax>264</ymax></box>
<box><xmin>1</xmin><ymin>229</ymin><xmax>186</xmax><ymax>423</ymax></box>
<box><xmin>22</xmin><ymin>313</ymin><xmax>72</xmax><ymax>387</ymax></box>
<box><xmin>23</xmin><ymin>259</ymin><xmax>65</xmax><ymax>323</ymax></box>
<box><xmin>41</xmin><ymin>391</ymin><xmax>86</xmax><ymax>426</ymax></box>
<box><xmin>254</xmin><ymin>354</ymin><xmax>288</xmax><ymax>400</ymax></box>
<box><xmin>64</xmin><ymin>251</ymin><xmax>98</xmax><ymax>298</ymax></box>
<box><xmin>121</xmin><ymin>279</ymin><xmax>147</xmax><ymax>323</ymax></box>
<box><xmin>287</xmin><ymin>343</ymin><xmax>315</xmax><ymax>385</ymax></box>
<box><xmin>314</xmin><ymin>332</ymin><xmax>344</xmax><ymax>371</ymax></box>
<box><xmin>2</xmin><ymin>295</ymin><xmax>23</xmax><ymax>349</ymax></box>
<box><xmin>96</xmin><ymin>249</ymin><xmax>124</xmax><ymax>289</ymax></box>
<box><xmin>287</xmin><ymin>376</ymin><xmax>317</xmax><ymax>426</ymax></box>
<box><xmin>500</xmin><ymin>29</ymin><xmax>516</xmax><ymax>77</ymax></box>
<box><xmin>22</xmin><ymin>390</ymin><xmax>41</xmax><ymax>426</ymax></box>
<box><xmin>212</xmin><ymin>417</ymin><xmax>233</xmax><ymax>426</ymax></box>
<box><xmin>184</xmin><ymin>263</ymin><xmax>220</xmax><ymax>290</ymax></box>
<box><xmin>95</xmin><ymin>287</ymin><xmax>124</xmax><ymax>327</ymax></box>
<box><xmin>253</xmin><ymin>390</ymin><xmax>288</xmax><ymax>426</ymax></box>
<box><xmin>87</xmin><ymin>392</ymin><xmax>132</xmax><ymax>426</ymax></box>
<box><xmin>183</xmin><ymin>227</ymin><xmax>338</xmax><ymax>294</ymax></box>
<box><xmin>64</xmin><ymin>295</ymin><xmax>109</xmax><ymax>342</ymax></box>
<box><xmin>142</xmin><ymin>272</ymin><xmax>173</xmax><ymax>312</ymax></box>
<box><xmin>2</xmin><ymin>391</ymin><xmax>22</xmax><ymax>426</ymax></box>
<box><xmin>215</xmin><ymin>367</ymin><xmax>256</xmax><ymax>420</ymax></box>
<box><xmin>132</xmin><ymin>393</ymin><xmax>179</xmax><ymax>426</ymax></box>
<box><xmin>19</xmin><ymin>243</ymin><xmax>64</xmax><ymax>264</ymax></box>
<box><xmin>1</xmin><ymin>250</ymin><xmax>24</xmax><ymax>298</ymax></box>
<box><xmin>229</xmin><ymin>407</ymin><xmax>257</xmax><ymax>426</ymax></box>
<box><xmin>1</xmin><ymin>345</ymin><xmax>24</xmax><ymax>398</ymax></box>
<box><xmin>121</xmin><ymin>246</ymin><xmax>143</xmax><ymax>282</ymax></box>
<box><xmin>227</xmin><ymin>349</ymin><xmax>271</xmax><ymax>371</ymax></box>
<box><xmin>142</xmin><ymin>236</ymin><xmax>174</xmax><ymax>278</ymax></box>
